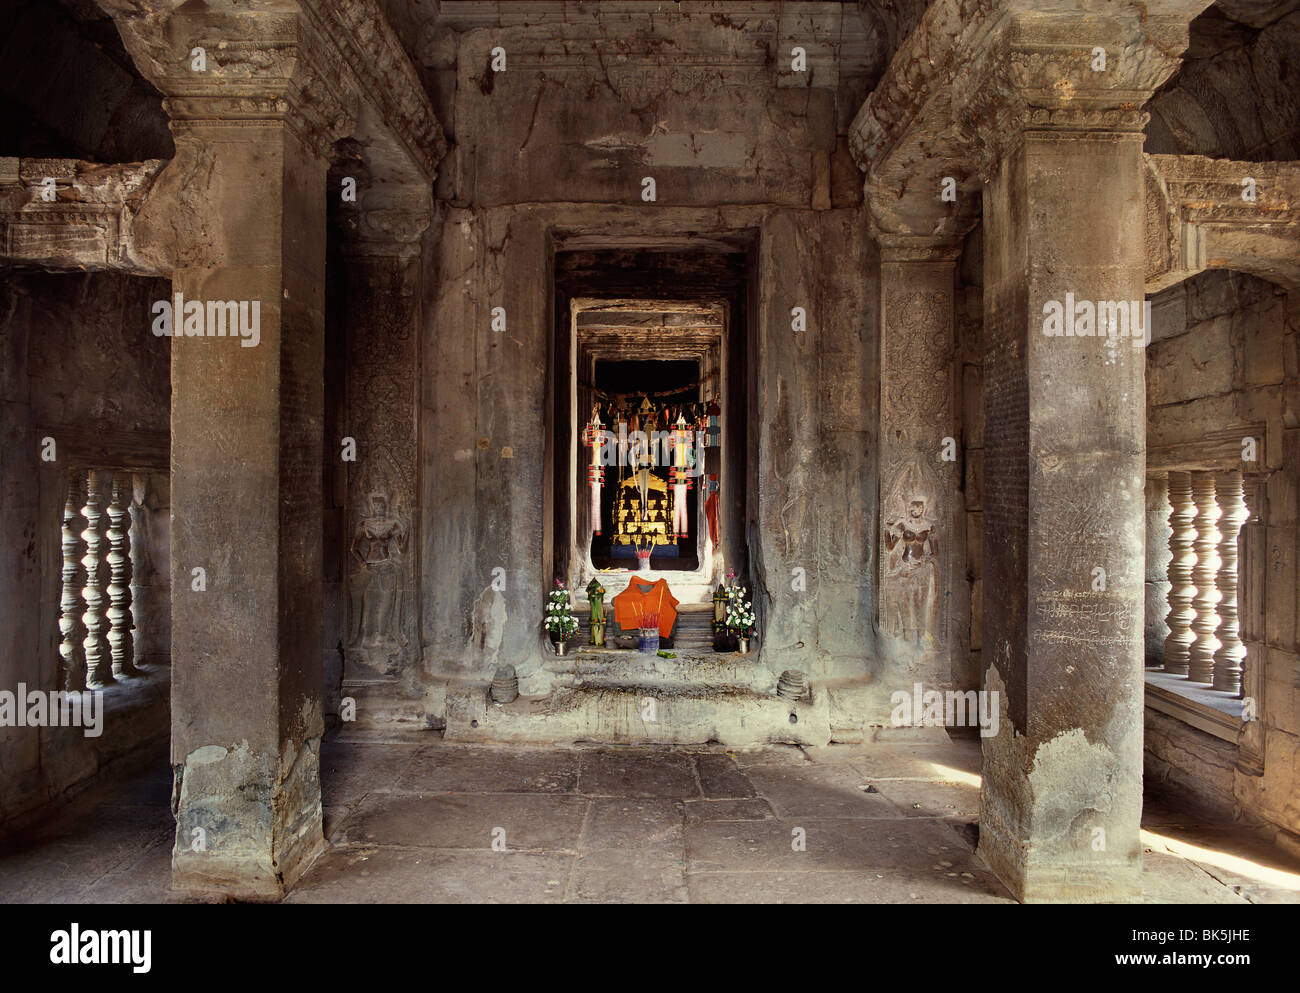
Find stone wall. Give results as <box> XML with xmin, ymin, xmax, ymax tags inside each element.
<box><xmin>0</xmin><ymin>0</ymin><xmax>173</xmax><ymax>162</ymax></box>
<box><xmin>1145</xmin><ymin>268</ymin><xmax>1300</xmax><ymax>845</ymax></box>
<box><xmin>1144</xmin><ymin>708</ymin><xmax>1239</xmax><ymax>820</ymax></box>
<box><xmin>1145</xmin><ymin>3</ymin><xmax>1300</xmax><ymax>162</ymax></box>
<box><xmin>0</xmin><ymin>268</ymin><xmax>170</xmax><ymax>832</ymax></box>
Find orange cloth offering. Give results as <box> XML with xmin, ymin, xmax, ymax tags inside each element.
<box><xmin>611</xmin><ymin>577</ymin><xmax>679</xmax><ymax>638</ymax></box>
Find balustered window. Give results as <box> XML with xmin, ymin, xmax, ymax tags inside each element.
<box><xmin>1145</xmin><ymin>469</ymin><xmax>1252</xmax><ymax>736</ymax></box>
<box><xmin>59</xmin><ymin>467</ymin><xmax>142</xmax><ymax>691</ymax></box>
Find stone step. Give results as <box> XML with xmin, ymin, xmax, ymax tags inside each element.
<box><xmin>542</xmin><ymin>648</ymin><xmax>772</xmax><ymax>694</ymax></box>
<box><xmin>569</xmin><ymin>601</ymin><xmax>716</xmax><ymax>649</ymax></box>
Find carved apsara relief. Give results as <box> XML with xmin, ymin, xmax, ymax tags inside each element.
<box><xmin>881</xmin><ymin>460</ymin><xmax>943</xmax><ymax>646</ymax></box>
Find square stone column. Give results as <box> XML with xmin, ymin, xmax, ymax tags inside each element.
<box><xmin>970</xmin><ymin>13</ymin><xmax>1188</xmax><ymax>902</ymax></box>
<box><xmin>878</xmin><ymin>239</ymin><xmax>964</xmax><ymax>690</ymax></box>
<box><xmin>116</xmin><ymin>5</ymin><xmax>360</xmax><ymax>899</ymax></box>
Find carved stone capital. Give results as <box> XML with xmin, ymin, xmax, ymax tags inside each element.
<box><xmin>98</xmin><ymin>0</ymin><xmax>446</xmax><ymax>178</ymax></box>
<box><xmin>340</xmin><ymin>184</ymin><xmax>434</xmax><ymax>260</ymax></box>
<box><xmin>957</xmin><ymin>12</ymin><xmax>1188</xmax><ymax>177</ymax></box>
<box><xmin>850</xmin><ymin>0</ymin><xmax>1209</xmax><ymax>238</ymax></box>
<box><xmin>100</xmin><ymin>0</ymin><xmax>359</xmax><ymax>160</ymax></box>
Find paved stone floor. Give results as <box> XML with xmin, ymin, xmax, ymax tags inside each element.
<box><xmin>3</xmin><ymin>734</ymin><xmax>1299</xmax><ymax>903</ymax></box>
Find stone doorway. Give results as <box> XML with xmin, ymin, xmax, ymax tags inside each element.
<box><xmin>568</xmin><ymin>298</ymin><xmax>725</xmax><ymax>604</ymax></box>
<box><xmin>551</xmin><ymin>246</ymin><xmax>754</xmax><ymax>630</ymax></box>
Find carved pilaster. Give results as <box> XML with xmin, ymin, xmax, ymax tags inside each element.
<box><xmin>1163</xmin><ymin>471</ymin><xmax>1195</xmax><ymax>675</ymax></box>
<box><xmin>1187</xmin><ymin>472</ymin><xmax>1220</xmax><ymax>684</ymax></box>
<box><xmin>106</xmin><ymin>474</ymin><xmax>138</xmax><ymax>678</ymax></box>
<box><xmin>340</xmin><ymin>192</ymin><xmax>430</xmax><ymax>682</ymax></box>
<box><xmin>878</xmin><ymin>240</ymin><xmax>960</xmax><ymax>674</ymax></box>
<box><xmin>1212</xmin><ymin>470</ymin><xmax>1247</xmax><ymax>695</ymax></box>
<box><xmin>60</xmin><ymin>471</ymin><xmax>88</xmax><ymax>692</ymax></box>
<box><xmin>81</xmin><ymin>469</ymin><xmax>112</xmax><ymax>687</ymax></box>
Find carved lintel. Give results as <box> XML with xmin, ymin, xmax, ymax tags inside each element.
<box><xmin>1145</xmin><ymin>154</ymin><xmax>1300</xmax><ymax>292</ymax></box>
<box><xmin>0</xmin><ymin>158</ymin><xmax>167</xmax><ymax>274</ymax></box>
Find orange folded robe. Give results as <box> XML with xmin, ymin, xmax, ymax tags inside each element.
<box><xmin>611</xmin><ymin>577</ymin><xmax>679</xmax><ymax>638</ymax></box>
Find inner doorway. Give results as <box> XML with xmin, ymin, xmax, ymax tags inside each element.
<box><xmin>589</xmin><ymin>357</ymin><xmax>702</xmax><ymax>572</ymax></box>
<box><xmin>569</xmin><ymin>298</ymin><xmax>724</xmax><ymax>598</ymax></box>
<box><xmin>551</xmin><ymin>246</ymin><xmax>753</xmax><ymax>611</ymax></box>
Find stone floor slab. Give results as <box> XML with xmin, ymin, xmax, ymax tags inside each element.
<box><xmin>396</xmin><ymin>745</ymin><xmax>580</xmax><ymax>794</ymax></box>
<box><xmin>579</xmin><ymin>798</ymin><xmax>683</xmax><ymax>851</ymax></box>
<box><xmin>335</xmin><ymin>792</ymin><xmax>588</xmax><ymax>851</ymax></box>
<box><xmin>320</xmin><ymin>742</ymin><xmax>421</xmax><ymax>807</ymax></box>
<box><xmin>569</xmin><ymin>847</ymin><xmax>689</xmax><ymax>903</ymax></box>
<box><xmin>685</xmin><ymin>818</ymin><xmax>979</xmax><ymax>873</ymax></box>
<box><xmin>865</xmin><ymin>779</ymin><xmax>982</xmax><ymax>820</ymax></box>
<box><xmin>746</xmin><ymin>765</ymin><xmax>907</xmax><ymax>819</ymax></box>
<box><xmin>694</xmin><ymin>753</ymin><xmax>757</xmax><ymax>798</ymax></box>
<box><xmin>682</xmin><ymin>798</ymin><xmax>777</xmax><ymax>824</ymax></box>
<box><xmin>578</xmin><ymin>748</ymin><xmax>700</xmax><ymax>797</ymax></box>
<box><xmin>687</xmin><ymin>868</ymin><xmax>1015</xmax><ymax>904</ymax></box>
<box><xmin>288</xmin><ymin>847</ymin><xmax>573</xmax><ymax>903</ymax></box>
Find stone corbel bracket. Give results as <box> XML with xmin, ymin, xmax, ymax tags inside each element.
<box><xmin>0</xmin><ymin>157</ymin><xmax>167</xmax><ymax>275</ymax></box>
<box><xmin>96</xmin><ymin>0</ymin><xmax>446</xmax><ymax>183</ymax></box>
<box><xmin>1145</xmin><ymin>154</ymin><xmax>1300</xmax><ymax>293</ymax></box>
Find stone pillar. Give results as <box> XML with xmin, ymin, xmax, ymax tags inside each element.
<box><xmin>973</xmin><ymin>12</ymin><xmax>1187</xmax><ymax>902</ymax></box>
<box><xmin>338</xmin><ymin>186</ymin><xmax>430</xmax><ymax>711</ymax></box>
<box><xmin>115</xmin><ymin>4</ymin><xmax>358</xmax><ymax>899</ymax></box>
<box><xmin>877</xmin><ymin>237</ymin><xmax>961</xmax><ymax>688</ymax></box>
<box><xmin>1188</xmin><ymin>472</ymin><xmax>1221</xmax><ymax>683</ymax></box>
<box><xmin>1163</xmin><ymin>471</ymin><xmax>1196</xmax><ymax>675</ymax></box>
<box><xmin>1212</xmin><ymin>470</ymin><xmax>1247</xmax><ymax>694</ymax></box>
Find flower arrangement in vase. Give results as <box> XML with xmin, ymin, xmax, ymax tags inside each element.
<box><xmin>544</xmin><ymin>582</ymin><xmax>579</xmax><ymax>655</ymax></box>
<box><xmin>724</xmin><ymin>583</ymin><xmax>756</xmax><ymax>654</ymax></box>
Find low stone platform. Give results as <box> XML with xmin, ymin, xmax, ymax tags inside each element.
<box><xmin>444</xmin><ymin>674</ymin><xmax>832</xmax><ymax>747</ymax></box>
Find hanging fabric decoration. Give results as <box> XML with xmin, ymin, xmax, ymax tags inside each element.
<box><xmin>670</xmin><ymin>413</ymin><xmax>693</xmax><ymax>538</ymax></box>
<box><xmin>693</xmin><ymin>406</ymin><xmax>707</xmax><ymax>482</ymax></box>
<box><xmin>581</xmin><ymin>408</ymin><xmax>605</xmax><ymax>536</ymax></box>
<box><xmin>706</xmin><ymin>398</ymin><xmax>721</xmax><ymax>447</ymax></box>
<box><xmin>705</xmin><ymin>474</ymin><xmax>720</xmax><ymax>545</ymax></box>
